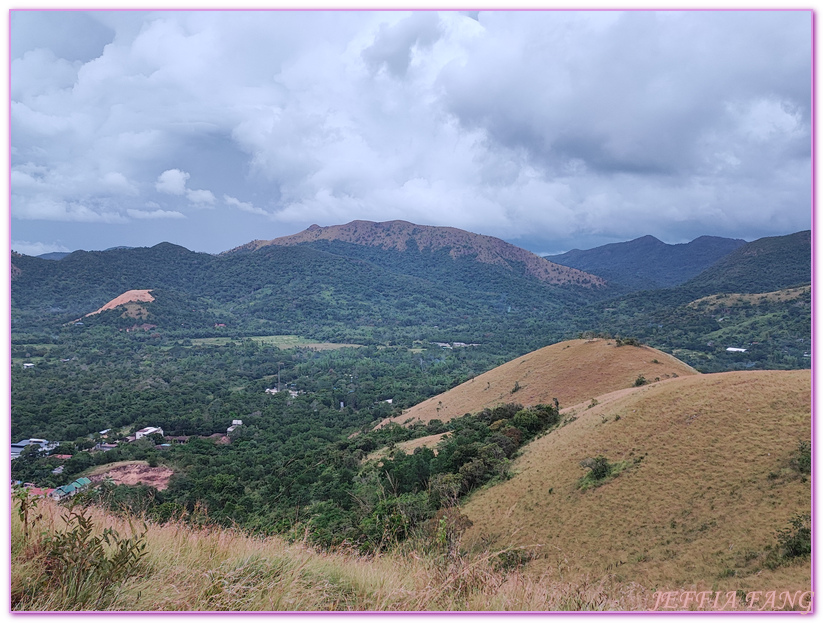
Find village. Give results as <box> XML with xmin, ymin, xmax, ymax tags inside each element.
<box><xmin>11</xmin><ymin>420</ymin><xmax>242</xmax><ymax>500</ymax></box>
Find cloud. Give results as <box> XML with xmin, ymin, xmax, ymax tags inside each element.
<box><xmin>9</xmin><ymin>10</ymin><xmax>812</xmax><ymax>253</ymax></box>
<box><xmin>362</xmin><ymin>12</ymin><xmax>443</xmax><ymax>77</ymax></box>
<box><xmin>156</xmin><ymin>169</ymin><xmax>190</xmax><ymax>195</ymax></box>
<box><xmin>127</xmin><ymin>208</ymin><xmax>186</xmax><ymax>219</ymax></box>
<box><xmin>186</xmin><ymin>188</ymin><xmax>216</xmax><ymax>206</ymax></box>
<box><xmin>224</xmin><ymin>194</ymin><xmax>269</xmax><ymax>216</ymax></box>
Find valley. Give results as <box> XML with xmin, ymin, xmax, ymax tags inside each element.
<box><xmin>10</xmin><ymin>221</ymin><xmax>812</xmax><ymax>611</ymax></box>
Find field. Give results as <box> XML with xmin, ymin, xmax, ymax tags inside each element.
<box><xmin>189</xmin><ymin>335</ymin><xmax>363</xmax><ymax>350</ymax></box>
<box><xmin>380</xmin><ymin>338</ymin><xmax>698</xmax><ymax>428</ymax></box>
<box><xmin>461</xmin><ymin>369</ymin><xmax>811</xmax><ymax>592</ymax></box>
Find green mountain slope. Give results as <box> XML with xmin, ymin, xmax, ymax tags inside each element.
<box><xmin>683</xmin><ymin>230</ymin><xmax>811</xmax><ymax>293</ymax></box>
<box><xmin>546</xmin><ymin>234</ymin><xmax>746</xmax><ymax>290</ymax></box>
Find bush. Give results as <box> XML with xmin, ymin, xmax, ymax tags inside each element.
<box><xmin>776</xmin><ymin>514</ymin><xmax>811</xmax><ymax>559</ymax></box>
<box><xmin>790</xmin><ymin>440</ymin><xmax>811</xmax><ymax>475</ymax></box>
<box><xmin>25</xmin><ymin>502</ymin><xmax>147</xmax><ymax>609</ymax></box>
<box><xmin>581</xmin><ymin>456</ymin><xmax>612</xmax><ymax>481</ymax></box>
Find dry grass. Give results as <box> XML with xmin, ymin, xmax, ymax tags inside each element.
<box><xmin>12</xmin><ymin>500</ymin><xmax>655</xmax><ymax>611</ymax></box>
<box><xmin>379</xmin><ymin>338</ymin><xmax>697</xmax><ymax>428</ymax></box>
<box><xmin>461</xmin><ymin>370</ymin><xmax>811</xmax><ymax>594</ymax></box>
<box><xmin>365</xmin><ymin>432</ymin><xmax>448</xmax><ymax>462</ymax></box>
<box><xmin>687</xmin><ymin>286</ymin><xmax>810</xmax><ymax>311</ymax></box>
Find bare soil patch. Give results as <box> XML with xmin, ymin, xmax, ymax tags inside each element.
<box><xmin>88</xmin><ymin>461</ymin><xmax>174</xmax><ymax>491</ymax></box>
<box><xmin>85</xmin><ymin>289</ymin><xmax>155</xmax><ymax>317</ymax></box>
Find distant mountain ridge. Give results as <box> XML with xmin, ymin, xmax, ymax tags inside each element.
<box><xmin>227</xmin><ymin>220</ymin><xmax>607</xmax><ymax>288</ymax></box>
<box><xmin>546</xmin><ymin>234</ymin><xmax>746</xmax><ymax>290</ymax></box>
<box><xmin>682</xmin><ymin>230</ymin><xmax>811</xmax><ymax>294</ymax></box>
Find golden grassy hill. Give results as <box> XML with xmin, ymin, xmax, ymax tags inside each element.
<box><xmin>380</xmin><ymin>339</ymin><xmax>698</xmax><ymax>428</ymax></box>
<box><xmin>461</xmin><ymin>369</ymin><xmax>811</xmax><ymax>593</ymax></box>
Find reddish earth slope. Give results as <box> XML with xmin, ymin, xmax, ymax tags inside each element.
<box><xmin>227</xmin><ymin>220</ymin><xmax>606</xmax><ymax>288</ymax></box>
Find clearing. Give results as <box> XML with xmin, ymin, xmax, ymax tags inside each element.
<box><xmin>86</xmin><ymin>460</ymin><xmax>174</xmax><ymax>491</ymax></box>
<box><xmin>189</xmin><ymin>335</ymin><xmax>362</xmax><ymax>350</ymax></box>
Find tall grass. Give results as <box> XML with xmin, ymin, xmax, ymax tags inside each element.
<box><xmin>12</xmin><ymin>498</ymin><xmax>655</xmax><ymax>611</ymax></box>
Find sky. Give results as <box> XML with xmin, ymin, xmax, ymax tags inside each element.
<box><xmin>9</xmin><ymin>9</ymin><xmax>813</xmax><ymax>256</ymax></box>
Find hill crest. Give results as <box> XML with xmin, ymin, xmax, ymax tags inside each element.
<box><xmin>379</xmin><ymin>338</ymin><xmax>698</xmax><ymax>428</ymax></box>
<box><xmin>227</xmin><ymin>220</ymin><xmax>607</xmax><ymax>287</ymax></box>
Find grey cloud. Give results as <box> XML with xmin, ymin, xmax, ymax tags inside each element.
<box><xmin>9</xmin><ymin>10</ymin><xmax>812</xmax><ymax>255</ymax></box>
<box><xmin>362</xmin><ymin>12</ymin><xmax>443</xmax><ymax>77</ymax></box>
<box><xmin>11</xmin><ymin>10</ymin><xmax>114</xmax><ymax>62</ymax></box>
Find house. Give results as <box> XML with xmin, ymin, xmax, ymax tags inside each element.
<box><xmin>22</xmin><ymin>363</ymin><xmax>35</xmax><ymax>369</ymax></box>
<box><xmin>135</xmin><ymin>426</ymin><xmax>164</xmax><ymax>440</ymax></box>
<box><xmin>11</xmin><ymin>438</ymin><xmax>51</xmax><ymax>460</ymax></box>
<box><xmin>726</xmin><ymin>347</ymin><xmax>748</xmax><ymax>353</ymax></box>
<box><xmin>51</xmin><ymin>477</ymin><xmax>92</xmax><ymax>500</ymax></box>
<box><xmin>227</xmin><ymin>419</ymin><xmax>243</xmax><ymax>434</ymax></box>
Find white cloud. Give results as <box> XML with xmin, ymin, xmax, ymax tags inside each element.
<box><xmin>186</xmin><ymin>188</ymin><xmax>216</xmax><ymax>206</ymax></box>
<box><xmin>224</xmin><ymin>194</ymin><xmax>269</xmax><ymax>216</ymax></box>
<box><xmin>156</xmin><ymin>169</ymin><xmax>190</xmax><ymax>195</ymax></box>
<box><xmin>127</xmin><ymin>208</ymin><xmax>186</xmax><ymax>219</ymax></box>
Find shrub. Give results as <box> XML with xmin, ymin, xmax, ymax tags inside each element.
<box><xmin>776</xmin><ymin>514</ymin><xmax>811</xmax><ymax>559</ymax></box>
<box><xmin>32</xmin><ymin>502</ymin><xmax>147</xmax><ymax>609</ymax></box>
<box><xmin>790</xmin><ymin>440</ymin><xmax>811</xmax><ymax>475</ymax></box>
<box><xmin>634</xmin><ymin>375</ymin><xmax>647</xmax><ymax>387</ymax></box>
<box><xmin>581</xmin><ymin>456</ymin><xmax>612</xmax><ymax>481</ymax></box>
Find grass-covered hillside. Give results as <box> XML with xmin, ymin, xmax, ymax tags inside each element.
<box><xmin>381</xmin><ymin>338</ymin><xmax>698</xmax><ymax>428</ymax></box>
<box><xmin>462</xmin><ymin>369</ymin><xmax>811</xmax><ymax>592</ymax></box>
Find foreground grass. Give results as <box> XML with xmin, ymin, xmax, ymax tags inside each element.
<box><xmin>13</xmin><ymin>499</ymin><xmax>656</xmax><ymax>612</ymax></box>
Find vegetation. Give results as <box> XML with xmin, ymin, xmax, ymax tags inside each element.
<box><xmin>12</xmin><ymin>497</ymin><xmax>655</xmax><ymax>611</ymax></box>
<box><xmin>9</xmin><ymin>226</ymin><xmax>811</xmax><ymax>610</ymax></box>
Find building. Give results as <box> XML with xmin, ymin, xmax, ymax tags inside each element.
<box><xmin>227</xmin><ymin>419</ymin><xmax>243</xmax><ymax>434</ymax></box>
<box><xmin>11</xmin><ymin>438</ymin><xmax>52</xmax><ymax>460</ymax></box>
<box><xmin>51</xmin><ymin>477</ymin><xmax>92</xmax><ymax>500</ymax></box>
<box><xmin>135</xmin><ymin>426</ymin><xmax>164</xmax><ymax>440</ymax></box>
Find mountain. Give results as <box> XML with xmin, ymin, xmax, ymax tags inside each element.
<box><xmin>9</xmin><ymin>236</ymin><xmax>599</xmax><ymax>352</ymax></box>
<box><xmin>546</xmin><ymin>234</ymin><xmax>746</xmax><ymax>290</ymax></box>
<box><xmin>380</xmin><ymin>338</ymin><xmax>698</xmax><ymax>428</ymax></box>
<box><xmin>227</xmin><ymin>220</ymin><xmax>607</xmax><ymax>288</ymax></box>
<box><xmin>682</xmin><ymin>230</ymin><xmax>811</xmax><ymax>294</ymax></box>
<box><xmin>462</xmin><ymin>367</ymin><xmax>811</xmax><ymax>590</ymax></box>
<box><xmin>36</xmin><ymin>252</ymin><xmax>71</xmax><ymax>261</ymax></box>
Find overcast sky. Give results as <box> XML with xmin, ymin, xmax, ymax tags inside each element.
<box><xmin>9</xmin><ymin>9</ymin><xmax>812</xmax><ymax>256</ymax></box>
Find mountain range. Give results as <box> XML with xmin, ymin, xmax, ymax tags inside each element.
<box><xmin>546</xmin><ymin>234</ymin><xmax>746</xmax><ymax>290</ymax></box>
<box><xmin>11</xmin><ymin>221</ymin><xmax>811</xmax><ymax>371</ymax></box>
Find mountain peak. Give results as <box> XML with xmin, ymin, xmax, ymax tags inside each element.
<box><xmin>225</xmin><ymin>220</ymin><xmax>607</xmax><ymax>288</ymax></box>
